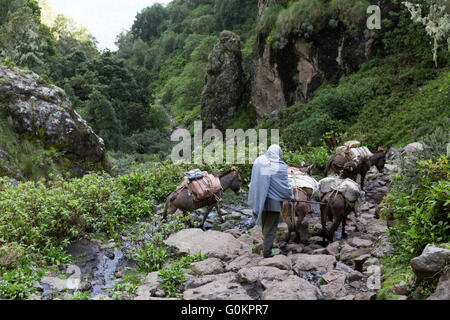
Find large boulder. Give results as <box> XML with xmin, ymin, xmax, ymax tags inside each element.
<box><xmin>410</xmin><ymin>244</ymin><xmax>450</xmax><ymax>281</ymax></box>
<box><xmin>163</xmin><ymin>229</ymin><xmax>242</xmax><ymax>260</ymax></box>
<box><xmin>0</xmin><ymin>65</ymin><xmax>105</xmax><ymax>164</ymax></box>
<box><xmin>201</xmin><ymin>31</ymin><xmax>244</xmax><ymax>131</ymax></box>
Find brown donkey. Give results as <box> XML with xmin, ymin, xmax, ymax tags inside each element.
<box><xmin>324</xmin><ymin>150</ymin><xmax>387</xmax><ymax>190</ymax></box>
<box><xmin>319</xmin><ymin>191</ymin><xmax>353</xmax><ymax>243</ymax></box>
<box><xmin>162</xmin><ymin>168</ymin><xmax>242</xmax><ymax>228</ymax></box>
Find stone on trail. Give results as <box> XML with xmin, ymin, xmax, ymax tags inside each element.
<box><xmin>320</xmin><ymin>270</ymin><xmax>348</xmax><ymax>300</ymax></box>
<box><xmin>261</xmin><ymin>276</ymin><xmax>321</xmax><ymax>300</ymax></box>
<box><xmin>163</xmin><ymin>228</ymin><xmax>241</xmax><ymax>260</ymax></box>
<box><xmin>183</xmin><ymin>272</ymin><xmax>248</xmax><ymax>300</ymax></box>
<box><xmin>191</xmin><ymin>258</ymin><xmax>224</xmax><ymax>276</ymax></box>
<box><xmin>349</xmin><ymin>237</ymin><xmax>373</xmax><ymax>248</ymax></box>
<box><xmin>326</xmin><ymin>241</ymin><xmax>340</xmax><ymax>256</ymax></box>
<box><xmin>225</xmin><ymin>253</ymin><xmax>263</xmax><ymax>272</ymax></box>
<box><xmin>237</xmin><ymin>266</ymin><xmax>290</xmax><ymax>288</ymax></box>
<box><xmin>291</xmin><ymin>254</ymin><xmax>336</xmax><ymax>273</ymax></box>
<box><xmin>257</xmin><ymin>255</ymin><xmax>292</xmax><ymax>270</ymax></box>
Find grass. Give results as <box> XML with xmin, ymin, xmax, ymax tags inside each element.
<box><xmin>377</xmin><ymin>255</ymin><xmax>414</xmax><ymax>300</ymax></box>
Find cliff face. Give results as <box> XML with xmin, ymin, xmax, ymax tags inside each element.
<box><xmin>0</xmin><ymin>64</ymin><xmax>106</xmax><ymax>176</ymax></box>
<box><xmin>201</xmin><ymin>31</ymin><xmax>244</xmax><ymax>131</ymax></box>
<box><xmin>250</xmin><ymin>0</ymin><xmax>394</xmax><ymax>117</ymax></box>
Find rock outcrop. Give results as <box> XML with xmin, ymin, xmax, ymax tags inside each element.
<box><xmin>201</xmin><ymin>31</ymin><xmax>244</xmax><ymax>131</ymax></box>
<box><xmin>0</xmin><ymin>65</ymin><xmax>105</xmax><ymax>164</ymax></box>
<box><xmin>250</xmin><ymin>0</ymin><xmax>395</xmax><ymax>117</ymax></box>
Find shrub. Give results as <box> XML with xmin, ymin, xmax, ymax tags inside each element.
<box><xmin>382</xmin><ymin>129</ymin><xmax>450</xmax><ymax>256</ymax></box>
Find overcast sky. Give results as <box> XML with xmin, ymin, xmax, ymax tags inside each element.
<box><xmin>47</xmin><ymin>0</ymin><xmax>173</xmax><ymax>51</ymax></box>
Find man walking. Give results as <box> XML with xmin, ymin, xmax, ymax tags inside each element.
<box><xmin>248</xmin><ymin>144</ymin><xmax>293</xmax><ymax>258</ymax></box>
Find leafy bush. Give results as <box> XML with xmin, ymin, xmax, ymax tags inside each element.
<box><xmin>382</xmin><ymin>129</ymin><xmax>450</xmax><ymax>256</ymax></box>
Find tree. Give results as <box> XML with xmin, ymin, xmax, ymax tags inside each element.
<box><xmin>85</xmin><ymin>90</ymin><xmax>121</xmax><ymax>149</ymax></box>
<box><xmin>0</xmin><ymin>7</ymin><xmax>48</xmax><ymax>67</ymax></box>
<box><xmin>131</xmin><ymin>4</ymin><xmax>168</xmax><ymax>42</ymax></box>
<box><xmin>402</xmin><ymin>0</ymin><xmax>450</xmax><ymax>67</ymax></box>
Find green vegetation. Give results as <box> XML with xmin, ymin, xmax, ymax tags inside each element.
<box><xmin>379</xmin><ymin>128</ymin><xmax>449</xmax><ymax>299</ymax></box>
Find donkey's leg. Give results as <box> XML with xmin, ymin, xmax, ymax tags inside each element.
<box><xmin>327</xmin><ymin>209</ymin><xmax>342</xmax><ymax>243</ymax></box>
<box><xmin>360</xmin><ymin>171</ymin><xmax>366</xmax><ymax>191</ymax></box>
<box><xmin>162</xmin><ymin>199</ymin><xmax>177</xmax><ymax>221</ymax></box>
<box><xmin>320</xmin><ymin>203</ymin><xmax>329</xmax><ymax>243</ymax></box>
<box><xmin>214</xmin><ymin>203</ymin><xmax>225</xmax><ymax>223</ymax></box>
<box><xmin>200</xmin><ymin>204</ymin><xmax>215</xmax><ymax>229</ymax></box>
<box><xmin>341</xmin><ymin>214</ymin><xmax>348</xmax><ymax>239</ymax></box>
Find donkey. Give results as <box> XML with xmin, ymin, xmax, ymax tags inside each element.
<box><xmin>324</xmin><ymin>149</ymin><xmax>387</xmax><ymax>190</ymax></box>
<box><xmin>281</xmin><ymin>165</ymin><xmax>316</xmax><ymax>243</ymax></box>
<box><xmin>281</xmin><ymin>189</ymin><xmax>311</xmax><ymax>243</ymax></box>
<box><xmin>319</xmin><ymin>191</ymin><xmax>353</xmax><ymax>243</ymax></box>
<box><xmin>162</xmin><ymin>168</ymin><xmax>242</xmax><ymax>229</ymax></box>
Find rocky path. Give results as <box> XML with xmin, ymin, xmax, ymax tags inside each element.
<box><xmin>31</xmin><ymin>164</ymin><xmax>400</xmax><ymax>300</ymax></box>
<box><xmin>133</xmin><ymin>165</ymin><xmax>399</xmax><ymax>300</ymax></box>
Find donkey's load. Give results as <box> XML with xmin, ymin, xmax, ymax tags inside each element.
<box><xmin>349</xmin><ymin>147</ymin><xmax>373</xmax><ymax>161</ymax></box>
<box><xmin>318</xmin><ymin>177</ymin><xmax>363</xmax><ymax>203</ymax></box>
<box><xmin>288</xmin><ymin>171</ymin><xmax>319</xmax><ymax>200</ymax></box>
<box><xmin>188</xmin><ymin>171</ymin><xmax>222</xmax><ymax>200</ymax></box>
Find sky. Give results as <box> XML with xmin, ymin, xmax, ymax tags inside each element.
<box><xmin>47</xmin><ymin>0</ymin><xmax>173</xmax><ymax>51</ymax></box>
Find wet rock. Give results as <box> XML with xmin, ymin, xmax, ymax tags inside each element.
<box><xmin>261</xmin><ymin>276</ymin><xmax>320</xmax><ymax>300</ymax></box>
<box><xmin>191</xmin><ymin>258</ymin><xmax>224</xmax><ymax>276</ymax></box>
<box><xmin>164</xmin><ymin>228</ymin><xmax>241</xmax><ymax>260</ymax></box>
<box><xmin>410</xmin><ymin>244</ymin><xmax>450</xmax><ymax>281</ymax></box>
<box><xmin>291</xmin><ymin>254</ymin><xmax>336</xmax><ymax>273</ymax></box>
<box><xmin>257</xmin><ymin>255</ymin><xmax>292</xmax><ymax>270</ymax></box>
